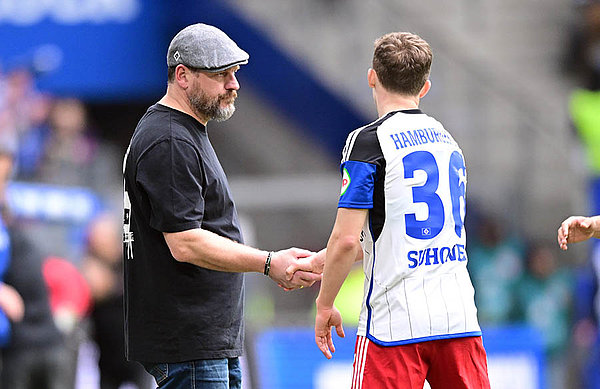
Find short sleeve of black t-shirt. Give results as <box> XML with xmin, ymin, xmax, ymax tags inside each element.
<box><xmin>137</xmin><ymin>138</ymin><xmax>204</xmax><ymax>233</ymax></box>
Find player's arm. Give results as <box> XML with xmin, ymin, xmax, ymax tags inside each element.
<box><xmin>317</xmin><ymin>208</ymin><xmax>366</xmax><ymax>308</ymax></box>
<box><xmin>285</xmin><ymin>245</ymin><xmax>363</xmax><ymax>284</ymax></box>
<box><xmin>164</xmin><ymin>229</ymin><xmax>319</xmax><ymax>289</ymax></box>
<box><xmin>315</xmin><ymin>207</ymin><xmax>367</xmax><ymax>359</ymax></box>
<box><xmin>558</xmin><ymin>215</ymin><xmax>600</xmax><ymax>250</ymax></box>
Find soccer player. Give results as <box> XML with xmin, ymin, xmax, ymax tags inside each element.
<box><xmin>290</xmin><ymin>32</ymin><xmax>491</xmax><ymax>388</ymax></box>
<box><xmin>558</xmin><ymin>215</ymin><xmax>600</xmax><ymax>250</ymax></box>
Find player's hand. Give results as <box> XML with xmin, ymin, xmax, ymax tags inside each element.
<box><xmin>283</xmin><ymin>249</ymin><xmax>325</xmax><ymax>291</ymax></box>
<box><xmin>280</xmin><ymin>270</ymin><xmax>322</xmax><ymax>291</ymax></box>
<box><xmin>315</xmin><ymin>304</ymin><xmax>345</xmax><ymax>359</ymax></box>
<box><xmin>558</xmin><ymin>216</ymin><xmax>596</xmax><ymax>250</ymax></box>
<box><xmin>269</xmin><ymin>248</ymin><xmax>320</xmax><ymax>290</ymax></box>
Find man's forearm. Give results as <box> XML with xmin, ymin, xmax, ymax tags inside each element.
<box><xmin>164</xmin><ymin>228</ymin><xmax>267</xmax><ymax>273</ymax></box>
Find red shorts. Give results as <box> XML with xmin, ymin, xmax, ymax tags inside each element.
<box><xmin>351</xmin><ymin>335</ymin><xmax>490</xmax><ymax>389</ymax></box>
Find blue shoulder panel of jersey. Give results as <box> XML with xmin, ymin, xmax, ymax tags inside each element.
<box><xmin>338</xmin><ymin>160</ymin><xmax>377</xmax><ymax>209</ymax></box>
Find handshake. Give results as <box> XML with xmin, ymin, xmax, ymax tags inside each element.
<box><xmin>266</xmin><ymin>248</ymin><xmax>326</xmax><ymax>291</ymax></box>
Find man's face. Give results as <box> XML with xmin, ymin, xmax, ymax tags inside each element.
<box><xmin>187</xmin><ymin>66</ymin><xmax>240</xmax><ymax>122</ymax></box>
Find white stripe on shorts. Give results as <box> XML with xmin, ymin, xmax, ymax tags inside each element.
<box><xmin>352</xmin><ymin>336</ymin><xmax>369</xmax><ymax>389</ymax></box>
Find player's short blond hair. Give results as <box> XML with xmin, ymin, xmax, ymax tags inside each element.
<box><xmin>372</xmin><ymin>32</ymin><xmax>432</xmax><ymax>96</ymax></box>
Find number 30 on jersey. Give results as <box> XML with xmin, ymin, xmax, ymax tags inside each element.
<box><xmin>403</xmin><ymin>150</ymin><xmax>466</xmax><ymax>240</ymax></box>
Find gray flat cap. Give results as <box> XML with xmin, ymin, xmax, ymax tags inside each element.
<box><xmin>167</xmin><ymin>23</ymin><xmax>249</xmax><ymax>72</ymax></box>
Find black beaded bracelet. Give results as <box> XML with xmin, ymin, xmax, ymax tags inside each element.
<box><xmin>263</xmin><ymin>251</ymin><xmax>273</xmax><ymax>276</ymax></box>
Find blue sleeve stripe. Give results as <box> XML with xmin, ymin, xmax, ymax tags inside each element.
<box><xmin>338</xmin><ymin>202</ymin><xmax>373</xmax><ymax>209</ymax></box>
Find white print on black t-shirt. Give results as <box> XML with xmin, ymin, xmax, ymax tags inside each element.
<box><xmin>123</xmin><ymin>145</ymin><xmax>134</xmax><ymax>260</ymax></box>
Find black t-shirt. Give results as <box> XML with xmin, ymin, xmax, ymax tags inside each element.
<box><xmin>123</xmin><ymin>104</ymin><xmax>244</xmax><ymax>363</ymax></box>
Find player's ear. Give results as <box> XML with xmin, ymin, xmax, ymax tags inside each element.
<box><xmin>367</xmin><ymin>68</ymin><xmax>377</xmax><ymax>89</ymax></box>
<box><xmin>419</xmin><ymin>80</ymin><xmax>431</xmax><ymax>98</ymax></box>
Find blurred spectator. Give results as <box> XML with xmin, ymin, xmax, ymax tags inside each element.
<box><xmin>82</xmin><ymin>213</ymin><xmax>151</xmax><ymax>389</ymax></box>
<box><xmin>19</xmin><ymin>97</ymin><xmax>121</xmax><ymax>208</ymax></box>
<box><xmin>0</xmin><ymin>148</ymin><xmax>23</xmax><ymax>349</ymax></box>
<box><xmin>515</xmin><ymin>244</ymin><xmax>573</xmax><ymax>355</ymax></box>
<box><xmin>0</xmin><ymin>64</ymin><xmax>126</xmax><ymax>387</ymax></box>
<box><xmin>44</xmin><ymin>255</ymin><xmax>93</xmax><ymax>388</ymax></box>
<box><xmin>565</xmin><ymin>1</ymin><xmax>600</xmax><ymax>90</ymax></box>
<box><xmin>0</xmin><ymin>67</ymin><xmax>38</xmax><ymax>130</ymax></box>
<box><xmin>0</xmin><ymin>67</ymin><xmax>44</xmax><ymax>167</ymax></box>
<box><xmin>15</xmin><ymin>93</ymin><xmax>52</xmax><ymax>178</ymax></box>
<box><xmin>566</xmin><ymin>1</ymin><xmax>600</xmax><ymax>218</ymax></box>
<box><xmin>467</xmin><ymin>214</ymin><xmax>525</xmax><ymax>325</ymax></box>
<box><xmin>43</xmin><ymin>257</ymin><xmax>91</xmax><ymax>335</ymax></box>
<box><xmin>514</xmin><ymin>243</ymin><xmax>573</xmax><ymax>389</ymax></box>
<box><xmin>1</xmin><ymin>228</ymin><xmax>76</xmax><ymax>389</ymax></box>
<box><xmin>0</xmin><ymin>143</ymin><xmax>75</xmax><ymax>388</ymax></box>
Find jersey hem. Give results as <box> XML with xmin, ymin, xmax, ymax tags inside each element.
<box><xmin>366</xmin><ymin>331</ymin><xmax>482</xmax><ymax>347</ymax></box>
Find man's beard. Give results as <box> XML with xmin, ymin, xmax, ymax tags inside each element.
<box><xmin>189</xmin><ymin>89</ymin><xmax>236</xmax><ymax>122</ymax></box>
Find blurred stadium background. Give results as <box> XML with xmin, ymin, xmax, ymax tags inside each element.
<box><xmin>1</xmin><ymin>0</ymin><xmax>599</xmax><ymax>388</ymax></box>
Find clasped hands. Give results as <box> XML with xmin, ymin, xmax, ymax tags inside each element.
<box><xmin>267</xmin><ymin>248</ymin><xmax>325</xmax><ymax>290</ymax></box>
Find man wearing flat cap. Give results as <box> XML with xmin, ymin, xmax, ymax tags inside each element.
<box><xmin>122</xmin><ymin>23</ymin><xmax>320</xmax><ymax>388</ymax></box>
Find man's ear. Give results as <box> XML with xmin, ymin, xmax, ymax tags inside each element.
<box><xmin>367</xmin><ymin>68</ymin><xmax>377</xmax><ymax>89</ymax></box>
<box><xmin>175</xmin><ymin>65</ymin><xmax>191</xmax><ymax>89</ymax></box>
<box><xmin>419</xmin><ymin>80</ymin><xmax>431</xmax><ymax>98</ymax></box>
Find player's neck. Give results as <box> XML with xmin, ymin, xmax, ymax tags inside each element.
<box><xmin>159</xmin><ymin>87</ymin><xmax>208</xmax><ymax>126</ymax></box>
<box><xmin>375</xmin><ymin>92</ymin><xmax>420</xmax><ymax>117</ymax></box>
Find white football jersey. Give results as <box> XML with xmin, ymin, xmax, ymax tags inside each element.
<box><xmin>338</xmin><ymin>109</ymin><xmax>481</xmax><ymax>345</ymax></box>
